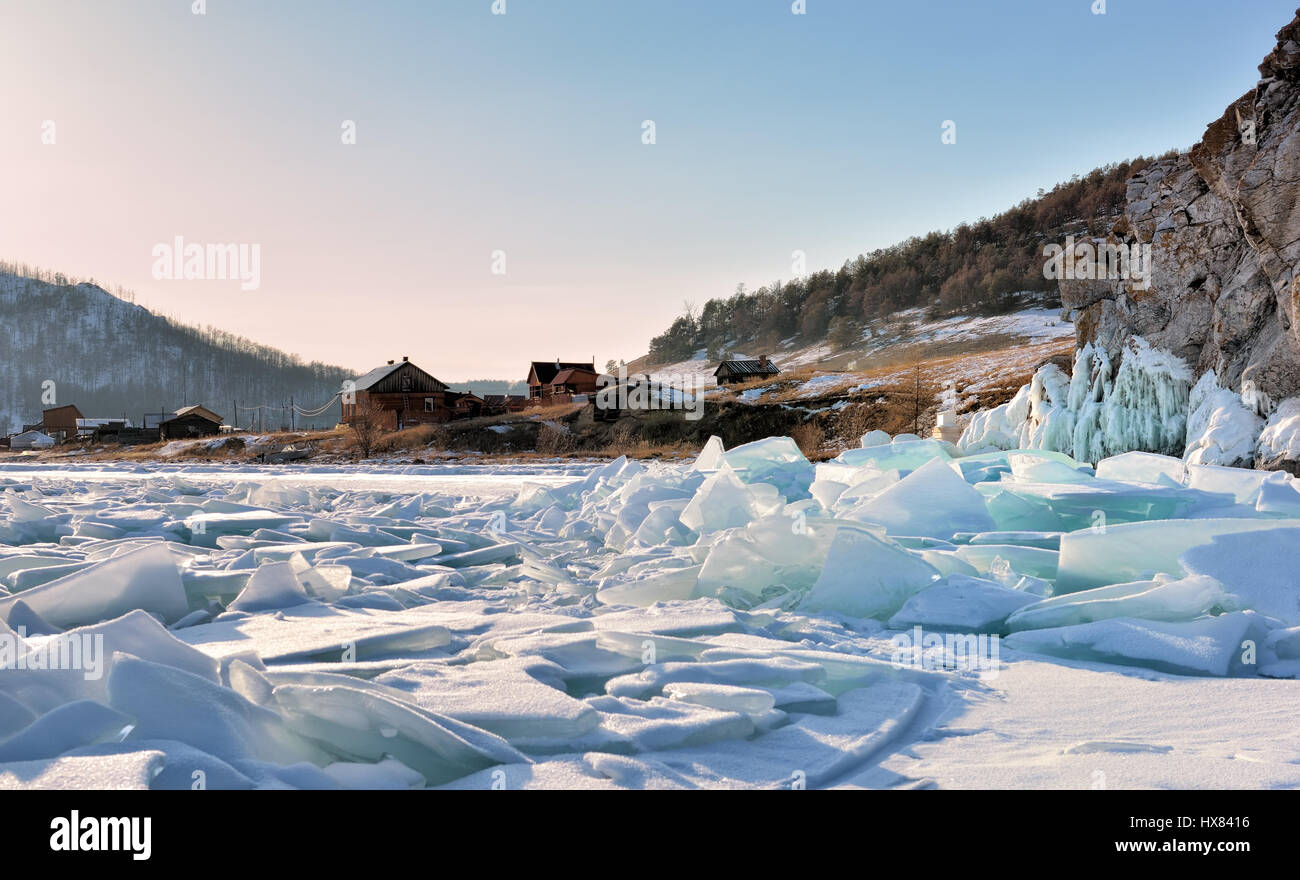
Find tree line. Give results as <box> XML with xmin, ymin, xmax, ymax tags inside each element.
<box><xmin>648</xmin><ymin>155</ymin><xmax>1168</xmax><ymax>363</ymax></box>
<box><xmin>0</xmin><ymin>267</ymin><xmax>352</xmax><ymax>433</ymax></box>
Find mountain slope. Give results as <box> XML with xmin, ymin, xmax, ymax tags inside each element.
<box><xmin>0</xmin><ymin>269</ymin><xmax>352</xmax><ymax>434</ymax></box>
<box><xmin>644</xmin><ymin>156</ymin><xmax>1164</xmax><ymax>366</ymax></box>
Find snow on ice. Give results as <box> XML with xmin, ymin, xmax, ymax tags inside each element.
<box><xmin>1</xmin><ymin>423</ymin><xmax>1300</xmax><ymax>789</ymax></box>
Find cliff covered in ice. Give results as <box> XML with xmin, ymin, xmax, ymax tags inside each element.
<box><xmin>962</xmin><ymin>10</ymin><xmax>1300</xmax><ymax>472</ymax></box>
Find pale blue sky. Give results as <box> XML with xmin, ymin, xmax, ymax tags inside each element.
<box><xmin>1</xmin><ymin>0</ymin><xmax>1294</xmax><ymax>378</ymax></box>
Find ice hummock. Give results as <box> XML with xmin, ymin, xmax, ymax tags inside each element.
<box><xmin>960</xmin><ymin>337</ymin><xmax>1200</xmax><ymax>463</ymax></box>
<box><xmin>3</xmin><ymin>425</ymin><xmax>1300</xmax><ymax>789</ymax></box>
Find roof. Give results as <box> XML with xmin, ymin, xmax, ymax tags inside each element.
<box><xmin>551</xmin><ymin>367</ymin><xmax>599</xmax><ymax>385</ymax></box>
<box><xmin>352</xmin><ymin>361</ymin><xmax>405</xmax><ymax>390</ymax></box>
<box><xmin>352</xmin><ymin>359</ymin><xmax>448</xmax><ymax>392</ymax></box>
<box><xmin>529</xmin><ymin>361</ymin><xmax>595</xmax><ymax>385</ymax></box>
<box><xmin>714</xmin><ymin>358</ymin><xmax>780</xmax><ymax>378</ymax></box>
<box><xmin>168</xmin><ymin>405</ymin><xmax>222</xmax><ymax>424</ymax></box>
<box><xmin>42</xmin><ymin>404</ymin><xmax>83</xmax><ymax>419</ymax></box>
<box><xmin>483</xmin><ymin>395</ymin><xmax>507</xmax><ymax>405</ymax></box>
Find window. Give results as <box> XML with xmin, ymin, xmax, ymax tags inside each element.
<box><xmin>424</xmin><ymin>398</ymin><xmax>435</xmax><ymax>412</ymax></box>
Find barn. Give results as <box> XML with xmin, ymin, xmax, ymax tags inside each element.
<box><xmin>343</xmin><ymin>357</ymin><xmax>453</xmax><ymax>428</ymax></box>
<box><xmin>160</xmin><ymin>405</ymin><xmax>223</xmax><ymax>440</ymax></box>
<box><xmin>714</xmin><ymin>355</ymin><xmax>780</xmax><ymax>386</ymax></box>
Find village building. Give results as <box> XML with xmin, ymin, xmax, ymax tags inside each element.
<box><xmin>482</xmin><ymin>395</ymin><xmax>527</xmax><ymax>415</ymax></box>
<box><xmin>713</xmin><ymin>355</ymin><xmax>780</xmax><ymax>386</ymax></box>
<box><xmin>93</xmin><ymin>421</ymin><xmax>159</xmax><ymax>445</ymax></box>
<box><xmin>159</xmin><ymin>405</ymin><xmax>223</xmax><ymax>440</ymax></box>
<box><xmin>549</xmin><ymin>367</ymin><xmax>602</xmax><ymax>402</ymax></box>
<box><xmin>9</xmin><ymin>430</ymin><xmax>56</xmax><ymax>450</ymax></box>
<box><xmin>28</xmin><ymin>405</ymin><xmax>83</xmax><ymax>443</ymax></box>
<box><xmin>451</xmin><ymin>391</ymin><xmax>486</xmax><ymax>419</ymax></box>
<box><xmin>527</xmin><ymin>360</ymin><xmax>596</xmax><ymax>404</ymax></box>
<box><xmin>342</xmin><ymin>357</ymin><xmax>454</xmax><ymax>428</ymax></box>
<box><xmin>77</xmin><ymin>417</ymin><xmax>131</xmax><ymax>439</ymax></box>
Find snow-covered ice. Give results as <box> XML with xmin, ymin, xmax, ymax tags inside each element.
<box><xmin>0</xmin><ymin>442</ymin><xmax>1298</xmax><ymax>790</ymax></box>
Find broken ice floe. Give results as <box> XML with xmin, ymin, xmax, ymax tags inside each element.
<box><xmin>1</xmin><ymin>427</ymin><xmax>1299</xmax><ymax>789</ymax></box>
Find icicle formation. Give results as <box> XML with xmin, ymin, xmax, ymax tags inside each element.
<box><xmin>958</xmin><ymin>336</ymin><xmax>1194</xmax><ymax>462</ymax></box>
<box><xmin>1019</xmin><ymin>364</ymin><xmax>1073</xmax><ymax>453</ymax></box>
<box><xmin>1067</xmin><ymin>343</ymin><xmax>1111</xmax><ymax>464</ymax></box>
<box><xmin>1101</xmin><ymin>337</ymin><xmax>1194</xmax><ymax>457</ymax></box>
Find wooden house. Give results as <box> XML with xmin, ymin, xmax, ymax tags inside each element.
<box><xmin>39</xmin><ymin>405</ymin><xmax>83</xmax><ymax>443</ymax></box>
<box><xmin>451</xmin><ymin>391</ymin><xmax>486</xmax><ymax>419</ymax></box>
<box><xmin>160</xmin><ymin>405</ymin><xmax>223</xmax><ymax>440</ymax></box>
<box><xmin>549</xmin><ymin>367</ymin><xmax>602</xmax><ymax>401</ymax></box>
<box><xmin>714</xmin><ymin>355</ymin><xmax>780</xmax><ymax>386</ymax></box>
<box><xmin>342</xmin><ymin>357</ymin><xmax>453</xmax><ymax>429</ymax></box>
<box><xmin>527</xmin><ymin>360</ymin><xmax>596</xmax><ymax>404</ymax></box>
<box><xmin>483</xmin><ymin>394</ymin><xmax>528</xmax><ymax>415</ymax></box>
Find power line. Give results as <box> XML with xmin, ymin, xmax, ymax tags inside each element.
<box><xmin>235</xmin><ymin>392</ymin><xmax>340</xmax><ymax>419</ymax></box>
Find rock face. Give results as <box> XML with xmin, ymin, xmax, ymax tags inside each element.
<box><xmin>1060</xmin><ymin>12</ymin><xmax>1300</xmax><ymax>468</ymax></box>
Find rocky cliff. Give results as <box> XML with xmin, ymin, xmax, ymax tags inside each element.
<box><xmin>1054</xmin><ymin>10</ymin><xmax>1300</xmax><ymax>470</ymax></box>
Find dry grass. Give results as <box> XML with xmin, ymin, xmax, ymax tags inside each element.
<box><xmin>536</xmin><ymin>422</ymin><xmax>576</xmax><ymax>455</ymax></box>
<box><xmin>790</xmin><ymin>421</ymin><xmax>826</xmax><ymax>459</ymax></box>
<box><xmin>520</xmin><ymin>402</ymin><xmax>584</xmax><ymax>421</ymax></box>
<box><xmin>601</xmin><ymin>421</ymin><xmax>697</xmax><ymax>459</ymax></box>
<box><xmin>370</xmin><ymin>424</ymin><xmax>446</xmax><ymax>455</ymax></box>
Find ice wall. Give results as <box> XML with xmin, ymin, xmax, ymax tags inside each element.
<box><xmin>957</xmin><ymin>336</ymin><xmax>1272</xmax><ymax>465</ymax></box>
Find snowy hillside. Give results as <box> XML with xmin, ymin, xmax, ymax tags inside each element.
<box><xmin>0</xmin><ymin>271</ymin><xmax>351</xmax><ymax>433</ymax></box>
<box><xmin>641</xmin><ymin>302</ymin><xmax>1073</xmax><ymax>388</ymax></box>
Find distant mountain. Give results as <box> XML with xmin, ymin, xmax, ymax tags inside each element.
<box><xmin>445</xmin><ymin>379</ymin><xmax>529</xmax><ymax>397</ymax></box>
<box><xmin>0</xmin><ymin>266</ymin><xmax>353</xmax><ymax>434</ymax></box>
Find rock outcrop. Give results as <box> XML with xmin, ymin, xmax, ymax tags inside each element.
<box><xmin>1059</xmin><ymin>10</ymin><xmax>1300</xmax><ymax>469</ymax></box>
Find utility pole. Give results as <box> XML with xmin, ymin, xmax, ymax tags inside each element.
<box><xmin>290</xmin><ymin>396</ymin><xmax>295</xmax><ymax>432</ymax></box>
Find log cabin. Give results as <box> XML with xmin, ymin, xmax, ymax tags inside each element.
<box><xmin>159</xmin><ymin>405</ymin><xmax>223</xmax><ymax>439</ymax></box>
<box><xmin>342</xmin><ymin>357</ymin><xmax>454</xmax><ymax>428</ymax></box>
<box><xmin>713</xmin><ymin>355</ymin><xmax>780</xmax><ymax>386</ymax></box>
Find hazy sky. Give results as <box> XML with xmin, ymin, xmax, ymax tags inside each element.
<box><xmin>2</xmin><ymin>0</ymin><xmax>1295</xmax><ymax>380</ymax></box>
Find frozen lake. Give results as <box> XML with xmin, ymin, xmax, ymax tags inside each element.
<box><xmin>0</xmin><ymin>460</ymin><xmax>597</xmax><ymax>498</ymax></box>
<box><xmin>1</xmin><ymin>440</ymin><xmax>1299</xmax><ymax>789</ymax></box>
